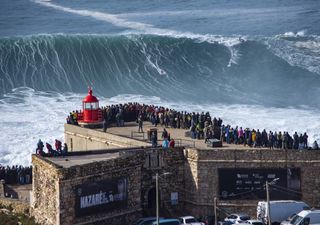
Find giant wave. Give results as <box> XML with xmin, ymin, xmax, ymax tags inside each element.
<box><xmin>1</xmin><ymin>34</ymin><xmax>320</xmax><ymax>108</ymax></box>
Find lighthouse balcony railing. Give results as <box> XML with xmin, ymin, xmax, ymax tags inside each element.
<box><xmin>98</xmin><ymin>109</ymin><xmax>103</xmax><ymax>121</ymax></box>
<box><xmin>77</xmin><ymin>112</ymin><xmax>84</xmax><ymax>121</ymax></box>
<box><xmin>76</xmin><ymin>109</ymin><xmax>103</xmax><ymax>122</ymax></box>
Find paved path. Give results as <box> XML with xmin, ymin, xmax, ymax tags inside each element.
<box><xmin>105</xmin><ymin>122</ymin><xmax>269</xmax><ymax>150</ymax></box>
<box><xmin>48</xmin><ymin>152</ymin><xmax>120</xmax><ymax>168</ymax></box>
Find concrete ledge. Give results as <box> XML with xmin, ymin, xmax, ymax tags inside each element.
<box><xmin>64</xmin><ymin>124</ymin><xmax>151</xmax><ymax>151</ymax></box>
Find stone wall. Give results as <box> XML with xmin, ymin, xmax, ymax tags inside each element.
<box><xmin>64</xmin><ymin>124</ymin><xmax>150</xmax><ymax>151</ymax></box>
<box><xmin>32</xmin><ymin>131</ymin><xmax>320</xmax><ymax>224</ymax></box>
<box><xmin>32</xmin><ymin>150</ymin><xmax>145</xmax><ymax>225</ymax></box>
<box><xmin>0</xmin><ymin>180</ymin><xmax>4</xmax><ymax>197</ymax></box>
<box><xmin>32</xmin><ymin>156</ymin><xmax>61</xmax><ymax>225</ymax></box>
<box><xmin>184</xmin><ymin>148</ymin><xmax>320</xmax><ymax>219</ymax></box>
<box><xmin>139</xmin><ymin>147</ymin><xmax>185</xmax><ymax>216</ymax></box>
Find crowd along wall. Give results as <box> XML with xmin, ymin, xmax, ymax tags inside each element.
<box><xmin>183</xmin><ymin>148</ymin><xmax>320</xmax><ymax>219</ymax></box>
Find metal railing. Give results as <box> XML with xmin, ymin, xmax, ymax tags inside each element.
<box><xmin>156</xmin><ymin>138</ymin><xmax>195</xmax><ymax>148</ymax></box>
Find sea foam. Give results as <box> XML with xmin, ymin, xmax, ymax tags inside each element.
<box><xmin>1</xmin><ymin>88</ymin><xmax>318</xmax><ymax>166</ymax></box>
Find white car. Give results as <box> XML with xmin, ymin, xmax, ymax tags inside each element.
<box><xmin>179</xmin><ymin>216</ymin><xmax>205</xmax><ymax>225</ymax></box>
<box><xmin>232</xmin><ymin>220</ymin><xmax>264</xmax><ymax>225</ymax></box>
<box><xmin>224</xmin><ymin>213</ymin><xmax>251</xmax><ymax>224</ymax></box>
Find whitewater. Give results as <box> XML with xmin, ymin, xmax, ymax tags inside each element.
<box><xmin>1</xmin><ymin>0</ymin><xmax>320</xmax><ymax>165</ymax></box>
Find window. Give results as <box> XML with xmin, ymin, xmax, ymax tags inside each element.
<box><xmin>84</xmin><ymin>102</ymin><xmax>98</xmax><ymax>110</ymax></box>
<box><xmin>186</xmin><ymin>218</ymin><xmax>197</xmax><ymax>223</ymax></box>
<box><xmin>292</xmin><ymin>216</ymin><xmax>303</xmax><ymax>225</ymax></box>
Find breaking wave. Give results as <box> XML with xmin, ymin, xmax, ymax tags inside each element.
<box><xmin>1</xmin><ymin>33</ymin><xmax>320</xmax><ymax>108</ymax></box>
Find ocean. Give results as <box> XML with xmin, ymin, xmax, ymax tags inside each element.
<box><xmin>1</xmin><ymin>0</ymin><xmax>320</xmax><ymax>166</ymax></box>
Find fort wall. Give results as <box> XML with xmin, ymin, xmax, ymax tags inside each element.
<box><xmin>184</xmin><ymin>148</ymin><xmax>320</xmax><ymax>218</ymax></box>
<box><xmin>31</xmin><ymin>124</ymin><xmax>320</xmax><ymax>224</ymax></box>
<box><xmin>32</xmin><ymin>150</ymin><xmax>145</xmax><ymax>225</ymax></box>
<box><xmin>64</xmin><ymin>124</ymin><xmax>150</xmax><ymax>151</ymax></box>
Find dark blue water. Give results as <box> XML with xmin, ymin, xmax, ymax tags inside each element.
<box><xmin>1</xmin><ymin>0</ymin><xmax>320</xmax><ymax>36</ymax></box>
<box><xmin>1</xmin><ymin>0</ymin><xmax>320</xmax><ymax>107</ymax></box>
<box><xmin>1</xmin><ymin>0</ymin><xmax>320</xmax><ymax>165</ymax></box>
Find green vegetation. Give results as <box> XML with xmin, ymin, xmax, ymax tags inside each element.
<box><xmin>0</xmin><ymin>211</ymin><xmax>38</xmax><ymax>225</ymax></box>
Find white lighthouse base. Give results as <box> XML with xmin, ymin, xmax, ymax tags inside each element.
<box><xmin>78</xmin><ymin>121</ymin><xmax>103</xmax><ymax>128</ymax></box>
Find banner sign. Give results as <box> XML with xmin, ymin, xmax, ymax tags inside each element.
<box><xmin>219</xmin><ymin>168</ymin><xmax>301</xmax><ymax>200</ymax></box>
<box><xmin>171</xmin><ymin>192</ymin><xmax>178</xmax><ymax>205</ymax></box>
<box><xmin>75</xmin><ymin>177</ymin><xmax>128</xmax><ymax>216</ymax></box>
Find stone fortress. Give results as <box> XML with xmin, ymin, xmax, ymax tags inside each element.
<box><xmin>30</xmin><ymin>121</ymin><xmax>320</xmax><ymax>225</ymax></box>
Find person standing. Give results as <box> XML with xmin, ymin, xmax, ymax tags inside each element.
<box><xmin>138</xmin><ymin>115</ymin><xmax>143</xmax><ymax>133</ymax></box>
<box><xmin>162</xmin><ymin>128</ymin><xmax>168</xmax><ymax>139</ymax></box>
<box><xmin>62</xmin><ymin>143</ymin><xmax>68</xmax><ymax>156</ymax></box>
<box><xmin>37</xmin><ymin>139</ymin><xmax>44</xmax><ymax>155</ymax></box>
<box><xmin>151</xmin><ymin>132</ymin><xmax>157</xmax><ymax>147</ymax></box>
<box><xmin>303</xmin><ymin>132</ymin><xmax>308</xmax><ymax>149</ymax></box>
<box><xmin>162</xmin><ymin>139</ymin><xmax>169</xmax><ymax>149</ymax></box>
<box><xmin>103</xmin><ymin>110</ymin><xmax>108</xmax><ymax>132</ymax></box>
<box><xmin>103</xmin><ymin>118</ymin><xmax>108</xmax><ymax>132</ymax></box>
<box><xmin>169</xmin><ymin>138</ymin><xmax>175</xmax><ymax>148</ymax></box>
<box><xmin>55</xmin><ymin>139</ymin><xmax>62</xmax><ymax>153</ymax></box>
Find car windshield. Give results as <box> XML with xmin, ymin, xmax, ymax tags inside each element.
<box><xmin>291</xmin><ymin>216</ymin><xmax>303</xmax><ymax>225</ymax></box>
<box><xmin>240</xmin><ymin>216</ymin><xmax>250</xmax><ymax>221</ymax></box>
<box><xmin>186</xmin><ymin>218</ymin><xmax>197</xmax><ymax>223</ymax></box>
<box><xmin>289</xmin><ymin>215</ymin><xmax>298</xmax><ymax>223</ymax></box>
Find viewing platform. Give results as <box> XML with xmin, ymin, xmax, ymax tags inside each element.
<box><xmin>95</xmin><ymin>121</ymin><xmax>269</xmax><ymax>151</ymax></box>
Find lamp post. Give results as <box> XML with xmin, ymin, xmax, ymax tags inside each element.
<box><xmin>266</xmin><ymin>178</ymin><xmax>279</xmax><ymax>225</ymax></box>
<box><xmin>156</xmin><ymin>172</ymin><xmax>159</xmax><ymax>225</ymax></box>
<box><xmin>214</xmin><ymin>197</ymin><xmax>217</xmax><ymax>225</ymax></box>
<box><xmin>154</xmin><ymin>172</ymin><xmax>171</xmax><ymax>225</ymax></box>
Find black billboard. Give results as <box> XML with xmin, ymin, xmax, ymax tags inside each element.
<box><xmin>219</xmin><ymin>168</ymin><xmax>301</xmax><ymax>200</ymax></box>
<box><xmin>75</xmin><ymin>177</ymin><xmax>128</xmax><ymax>217</ymax></box>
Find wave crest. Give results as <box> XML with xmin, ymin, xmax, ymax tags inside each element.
<box><xmin>1</xmin><ymin>33</ymin><xmax>320</xmax><ymax>108</ymax></box>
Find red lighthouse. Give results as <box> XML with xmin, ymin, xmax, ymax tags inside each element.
<box><xmin>78</xmin><ymin>88</ymin><xmax>103</xmax><ymax>127</ymax></box>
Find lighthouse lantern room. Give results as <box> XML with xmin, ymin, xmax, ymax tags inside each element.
<box><xmin>78</xmin><ymin>88</ymin><xmax>103</xmax><ymax>127</ymax></box>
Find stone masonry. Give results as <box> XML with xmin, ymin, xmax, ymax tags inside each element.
<box><xmin>32</xmin><ymin>150</ymin><xmax>147</xmax><ymax>225</ymax></box>
<box><xmin>31</xmin><ymin>123</ymin><xmax>320</xmax><ymax>224</ymax></box>
<box><xmin>184</xmin><ymin>148</ymin><xmax>320</xmax><ymax>218</ymax></box>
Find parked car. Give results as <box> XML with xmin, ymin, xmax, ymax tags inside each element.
<box><xmin>179</xmin><ymin>216</ymin><xmax>205</xmax><ymax>225</ymax></box>
<box><xmin>134</xmin><ymin>217</ymin><xmax>165</xmax><ymax>225</ymax></box>
<box><xmin>257</xmin><ymin>200</ymin><xmax>309</xmax><ymax>225</ymax></box>
<box><xmin>290</xmin><ymin>210</ymin><xmax>320</xmax><ymax>225</ymax></box>
<box><xmin>218</xmin><ymin>221</ymin><xmax>234</xmax><ymax>225</ymax></box>
<box><xmin>281</xmin><ymin>214</ymin><xmax>299</xmax><ymax>225</ymax></box>
<box><xmin>225</xmin><ymin>213</ymin><xmax>251</xmax><ymax>224</ymax></box>
<box><xmin>152</xmin><ymin>218</ymin><xmax>181</xmax><ymax>225</ymax></box>
<box><xmin>245</xmin><ymin>220</ymin><xmax>265</xmax><ymax>225</ymax></box>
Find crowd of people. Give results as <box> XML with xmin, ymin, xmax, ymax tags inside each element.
<box><xmin>219</xmin><ymin>125</ymin><xmax>317</xmax><ymax>150</ymax></box>
<box><xmin>100</xmin><ymin>103</ymin><xmax>221</xmax><ymax>131</ymax></box>
<box><xmin>0</xmin><ymin>165</ymin><xmax>32</xmax><ymax>185</ymax></box>
<box><xmin>36</xmin><ymin>139</ymin><xmax>68</xmax><ymax>157</ymax></box>
<box><xmin>67</xmin><ymin>102</ymin><xmax>318</xmax><ymax>150</ymax></box>
<box><xmin>66</xmin><ymin>111</ymin><xmax>79</xmax><ymax>125</ymax></box>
